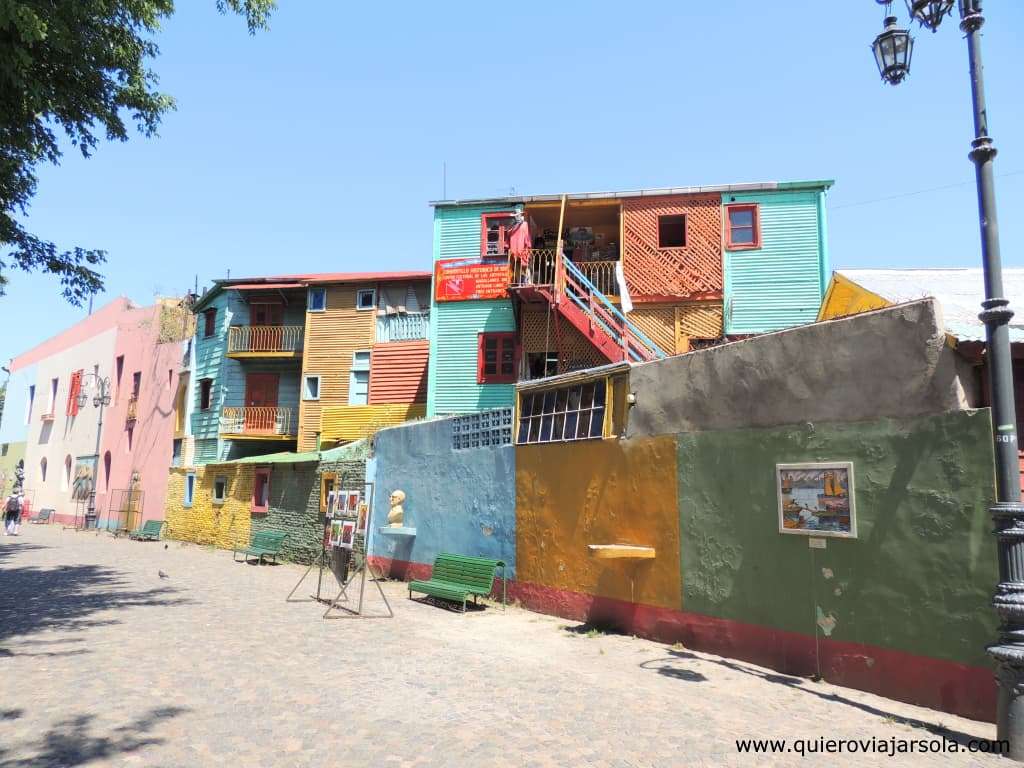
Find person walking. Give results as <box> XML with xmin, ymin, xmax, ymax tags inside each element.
<box><xmin>4</xmin><ymin>493</ymin><xmax>21</xmax><ymax>536</ymax></box>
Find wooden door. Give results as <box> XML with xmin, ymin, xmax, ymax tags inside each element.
<box><xmin>250</xmin><ymin>304</ymin><xmax>284</xmax><ymax>351</ymax></box>
<box><xmin>245</xmin><ymin>373</ymin><xmax>279</xmax><ymax>432</ymax></box>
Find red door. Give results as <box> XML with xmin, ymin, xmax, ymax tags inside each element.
<box><xmin>245</xmin><ymin>373</ymin><xmax>279</xmax><ymax>433</ymax></box>
<box><xmin>250</xmin><ymin>303</ymin><xmax>284</xmax><ymax>351</ymax></box>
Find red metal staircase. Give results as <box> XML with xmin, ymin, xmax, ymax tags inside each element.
<box><xmin>509</xmin><ymin>251</ymin><xmax>667</xmax><ymax>364</ymax></box>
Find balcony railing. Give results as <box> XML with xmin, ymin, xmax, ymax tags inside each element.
<box><xmin>376</xmin><ymin>312</ymin><xmax>430</xmax><ymax>342</ymax></box>
<box><xmin>220</xmin><ymin>406</ymin><xmax>296</xmax><ymax>437</ymax></box>
<box><xmin>509</xmin><ymin>250</ymin><xmax>619</xmax><ymax>297</ymax></box>
<box><xmin>227</xmin><ymin>325</ymin><xmax>304</xmax><ymax>355</ymax></box>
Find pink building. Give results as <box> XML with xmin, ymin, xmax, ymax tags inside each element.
<box><xmin>2</xmin><ymin>297</ymin><xmax>192</xmax><ymax>528</ymax></box>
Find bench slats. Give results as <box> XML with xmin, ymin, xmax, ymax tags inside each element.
<box><xmin>408</xmin><ymin>553</ymin><xmax>504</xmax><ymax>611</ymax></box>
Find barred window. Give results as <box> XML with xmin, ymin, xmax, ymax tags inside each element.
<box><xmin>517</xmin><ymin>379</ymin><xmax>607</xmax><ymax>444</ymax></box>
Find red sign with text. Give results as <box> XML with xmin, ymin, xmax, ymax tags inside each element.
<box><xmin>434</xmin><ymin>258</ymin><xmax>508</xmax><ymax>302</ymax></box>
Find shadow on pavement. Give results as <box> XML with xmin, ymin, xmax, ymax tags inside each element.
<box><xmin>0</xmin><ymin>543</ymin><xmax>192</xmax><ymax>649</ymax></box>
<box><xmin>0</xmin><ymin>706</ymin><xmax>189</xmax><ymax>768</ymax></box>
<box><xmin>641</xmin><ymin>648</ymin><xmax>986</xmax><ymax>747</ymax></box>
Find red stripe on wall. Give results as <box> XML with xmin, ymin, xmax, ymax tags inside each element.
<box><xmin>369</xmin><ymin>555</ymin><xmax>995</xmax><ymax>723</ymax></box>
<box><xmin>368</xmin><ymin>340</ymin><xmax>429</xmax><ymax>404</ymax></box>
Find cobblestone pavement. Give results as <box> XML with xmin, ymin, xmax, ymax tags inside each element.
<box><xmin>0</xmin><ymin>526</ymin><xmax>1004</xmax><ymax>767</ymax></box>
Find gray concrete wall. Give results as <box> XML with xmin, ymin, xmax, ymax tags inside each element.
<box><xmin>628</xmin><ymin>299</ymin><xmax>976</xmax><ymax>438</ymax></box>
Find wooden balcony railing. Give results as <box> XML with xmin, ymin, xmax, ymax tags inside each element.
<box><xmin>227</xmin><ymin>325</ymin><xmax>303</xmax><ymax>354</ymax></box>
<box><xmin>509</xmin><ymin>251</ymin><xmax>619</xmax><ymax>297</ymax></box>
<box><xmin>509</xmin><ymin>249</ymin><xmax>558</xmax><ymax>288</ymax></box>
<box><xmin>220</xmin><ymin>406</ymin><xmax>297</xmax><ymax>437</ymax></box>
<box><xmin>376</xmin><ymin>312</ymin><xmax>430</xmax><ymax>342</ymax></box>
<box><xmin>575</xmin><ymin>260</ymin><xmax>619</xmax><ymax>297</ymax></box>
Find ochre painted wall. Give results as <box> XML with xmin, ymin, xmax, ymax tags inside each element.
<box><xmin>320</xmin><ymin>404</ymin><xmax>426</xmax><ymax>443</ymax></box>
<box><xmin>298</xmin><ymin>285</ymin><xmax>376</xmax><ymax>450</ymax></box>
<box><xmin>165</xmin><ymin>466</ymin><xmax>253</xmax><ymax>549</ymax></box>
<box><xmin>516</xmin><ymin>437</ymin><xmax>680</xmax><ymax>610</ymax></box>
<box><xmin>817</xmin><ymin>273</ymin><xmax>891</xmax><ymax>321</ymax></box>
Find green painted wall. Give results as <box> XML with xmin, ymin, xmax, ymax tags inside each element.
<box><xmin>723</xmin><ymin>189</ymin><xmax>828</xmax><ymax>334</ymax></box>
<box><xmin>0</xmin><ymin>442</ymin><xmax>25</xmax><ymax>498</ymax></box>
<box><xmin>427</xmin><ymin>204</ymin><xmax>517</xmax><ymax>416</ymax></box>
<box><xmin>677</xmin><ymin>409</ymin><xmax>997</xmax><ymax>667</ymax></box>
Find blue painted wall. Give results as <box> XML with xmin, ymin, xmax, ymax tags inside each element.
<box><xmin>190</xmin><ymin>292</ymin><xmax>231</xmax><ymax>453</ymax></box>
<box><xmin>427</xmin><ymin>204</ymin><xmax>517</xmax><ymax>416</ymax></box>
<box><xmin>368</xmin><ymin>416</ymin><xmax>516</xmax><ymax>576</ymax></box>
<box><xmin>723</xmin><ymin>188</ymin><xmax>830</xmax><ymax>334</ymax></box>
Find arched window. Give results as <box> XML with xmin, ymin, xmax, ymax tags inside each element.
<box><xmin>39</xmin><ymin>457</ymin><xmax>47</xmax><ymax>483</ymax></box>
<box><xmin>103</xmin><ymin>452</ymin><xmax>112</xmax><ymax>492</ymax></box>
<box><xmin>62</xmin><ymin>454</ymin><xmax>72</xmax><ymax>492</ymax></box>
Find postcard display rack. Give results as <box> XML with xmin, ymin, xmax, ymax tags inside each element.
<box><xmin>285</xmin><ymin>481</ymin><xmax>393</xmax><ymax>619</ymax></box>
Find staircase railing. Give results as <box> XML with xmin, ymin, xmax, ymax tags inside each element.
<box><xmin>559</xmin><ymin>255</ymin><xmax>668</xmax><ymax>362</ymax></box>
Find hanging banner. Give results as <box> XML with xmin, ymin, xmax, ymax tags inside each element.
<box><xmin>434</xmin><ymin>257</ymin><xmax>509</xmax><ymax>302</ymax></box>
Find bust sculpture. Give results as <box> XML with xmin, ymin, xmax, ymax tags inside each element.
<box><xmin>387</xmin><ymin>489</ymin><xmax>405</xmax><ymax>528</ymax></box>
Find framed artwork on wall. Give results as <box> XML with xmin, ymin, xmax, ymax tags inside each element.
<box><xmin>776</xmin><ymin>462</ymin><xmax>856</xmax><ymax>539</ymax></box>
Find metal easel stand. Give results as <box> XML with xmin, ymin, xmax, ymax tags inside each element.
<box><xmin>285</xmin><ymin>518</ymin><xmax>336</xmax><ymax>604</ymax></box>
<box><xmin>323</xmin><ymin>480</ymin><xmax>392</xmax><ymax>619</ymax></box>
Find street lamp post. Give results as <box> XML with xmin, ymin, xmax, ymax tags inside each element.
<box><xmin>872</xmin><ymin>0</ymin><xmax>1024</xmax><ymax>754</ymax></box>
<box><xmin>77</xmin><ymin>374</ymin><xmax>112</xmax><ymax>530</ymax></box>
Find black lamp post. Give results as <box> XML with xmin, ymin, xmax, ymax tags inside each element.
<box><xmin>77</xmin><ymin>374</ymin><xmax>112</xmax><ymax>529</ymax></box>
<box><xmin>872</xmin><ymin>0</ymin><xmax>1023</xmax><ymax>754</ymax></box>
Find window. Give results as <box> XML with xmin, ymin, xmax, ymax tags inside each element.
<box><xmin>184</xmin><ymin>472</ymin><xmax>196</xmax><ymax>507</ymax></box>
<box><xmin>349</xmin><ymin>351</ymin><xmax>370</xmax><ymax>405</ymax></box>
<box><xmin>213</xmin><ymin>475</ymin><xmax>227</xmax><ymax>504</ymax></box>
<box><xmin>356</xmin><ymin>288</ymin><xmax>376</xmax><ymax>311</ymax></box>
<box><xmin>320</xmin><ymin>471</ymin><xmax>337</xmax><ymax>513</ymax></box>
<box><xmin>62</xmin><ymin>454</ymin><xmax>72</xmax><ymax>491</ymax></box>
<box><xmin>303</xmin><ymin>375</ymin><xmax>321</xmax><ymax>401</ymax></box>
<box><xmin>167</xmin><ymin>369</ymin><xmax>173</xmax><ymax>390</ymax></box>
<box><xmin>308</xmin><ymin>287</ymin><xmax>327</xmax><ymax>312</ymax></box>
<box><xmin>517</xmin><ymin>379</ymin><xmax>608</xmax><ymax>444</ymax></box>
<box><xmin>115</xmin><ymin>355</ymin><xmax>124</xmax><ymax>399</ymax></box>
<box><xmin>477</xmin><ymin>332</ymin><xmax>517</xmax><ymax>384</ymax></box>
<box><xmin>726</xmin><ymin>204</ymin><xmax>761</xmax><ymax>249</ymax></box>
<box><xmin>199</xmin><ymin>378</ymin><xmax>213</xmax><ymax>410</ymax></box>
<box><xmin>480</xmin><ymin>212</ymin><xmax>517</xmax><ymax>256</ymax></box>
<box><xmin>202</xmin><ymin>308</ymin><xmax>217</xmax><ymax>338</ymax></box>
<box><xmin>26</xmin><ymin>385</ymin><xmax>35</xmax><ymax>424</ymax></box>
<box><xmin>103</xmin><ymin>452</ymin><xmax>112</xmax><ymax>491</ymax></box>
<box><xmin>48</xmin><ymin>377</ymin><xmax>59</xmax><ymax>416</ymax></box>
<box><xmin>171</xmin><ymin>440</ymin><xmax>182</xmax><ymax>467</ymax></box>
<box><xmin>658</xmin><ymin>214</ymin><xmax>687</xmax><ymax>248</ymax></box>
<box><xmin>132</xmin><ymin>371</ymin><xmax>142</xmax><ymax>399</ymax></box>
<box><xmin>252</xmin><ymin>468</ymin><xmax>270</xmax><ymax>514</ymax></box>
<box><xmin>39</xmin><ymin>457</ymin><xmax>47</xmax><ymax>483</ymax></box>
<box><xmin>1</xmin><ymin>444</ymin><xmax>7</xmax><ymax>457</ymax></box>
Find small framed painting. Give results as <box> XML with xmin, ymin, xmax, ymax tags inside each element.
<box><xmin>339</xmin><ymin>520</ymin><xmax>356</xmax><ymax>550</ymax></box>
<box><xmin>777</xmin><ymin>462</ymin><xmax>856</xmax><ymax>539</ymax></box>
<box><xmin>328</xmin><ymin>519</ymin><xmax>345</xmax><ymax>547</ymax></box>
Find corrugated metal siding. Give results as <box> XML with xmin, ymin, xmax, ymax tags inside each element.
<box><xmin>723</xmin><ymin>191</ymin><xmax>825</xmax><ymax>334</ymax></box>
<box><xmin>368</xmin><ymin>340</ymin><xmax>428</xmax><ymax>404</ymax></box>
<box><xmin>429</xmin><ymin>300</ymin><xmax>516</xmax><ymax>415</ymax></box>
<box><xmin>321</xmin><ymin>404</ymin><xmax>427</xmax><ymax>441</ymax></box>
<box><xmin>297</xmin><ymin>285</ymin><xmax>376</xmax><ymax>451</ymax></box>
<box><xmin>190</xmin><ymin>293</ymin><xmax>232</xmax><ymax>442</ymax></box>
<box><xmin>194</xmin><ymin>438</ymin><xmax>219</xmax><ymax>464</ymax></box>
<box><xmin>428</xmin><ymin>205</ymin><xmax>518</xmax><ymax>416</ymax></box>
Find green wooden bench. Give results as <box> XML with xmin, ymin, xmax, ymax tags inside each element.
<box><xmin>29</xmin><ymin>509</ymin><xmax>53</xmax><ymax>525</ymax></box>
<box><xmin>129</xmin><ymin>519</ymin><xmax>164</xmax><ymax>541</ymax></box>
<box><xmin>233</xmin><ymin>530</ymin><xmax>288</xmax><ymax>565</ymax></box>
<box><xmin>408</xmin><ymin>553</ymin><xmax>506</xmax><ymax>612</ymax></box>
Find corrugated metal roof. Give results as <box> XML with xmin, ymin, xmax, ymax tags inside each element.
<box><xmin>217</xmin><ymin>438</ymin><xmax>369</xmax><ymax>465</ymax></box>
<box><xmin>430</xmin><ymin>179</ymin><xmax>834</xmax><ymax>208</ymax></box>
<box><xmin>227</xmin><ymin>282</ymin><xmax>305</xmax><ymax>290</ymax></box>
<box><xmin>835</xmin><ymin>268</ymin><xmax>1024</xmax><ymax>342</ymax></box>
<box><xmin>516</xmin><ymin>361</ymin><xmax>632</xmax><ymax>391</ymax></box>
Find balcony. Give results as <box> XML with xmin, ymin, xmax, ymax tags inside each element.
<box><xmin>40</xmin><ymin>410</ymin><xmax>55</xmax><ymax>423</ymax></box>
<box><xmin>226</xmin><ymin>325</ymin><xmax>304</xmax><ymax>359</ymax></box>
<box><xmin>126</xmin><ymin>395</ymin><xmax>138</xmax><ymax>423</ymax></box>
<box><xmin>219</xmin><ymin>406</ymin><xmax>297</xmax><ymax>439</ymax></box>
<box><xmin>376</xmin><ymin>312</ymin><xmax>429</xmax><ymax>343</ymax></box>
<box><xmin>509</xmin><ymin>250</ymin><xmax>620</xmax><ymax>297</ymax></box>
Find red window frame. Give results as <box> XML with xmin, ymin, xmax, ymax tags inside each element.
<box><xmin>725</xmin><ymin>204</ymin><xmax>761</xmax><ymax>250</ymax></box>
<box><xmin>480</xmin><ymin>212</ymin><xmax>517</xmax><ymax>257</ymax></box>
<box><xmin>657</xmin><ymin>214</ymin><xmax>688</xmax><ymax>249</ymax></box>
<box><xmin>202</xmin><ymin>308</ymin><xmax>217</xmax><ymax>338</ymax></box>
<box><xmin>252</xmin><ymin>468</ymin><xmax>271</xmax><ymax>514</ymax></box>
<box><xmin>199</xmin><ymin>378</ymin><xmax>213</xmax><ymax>410</ymax></box>
<box><xmin>477</xmin><ymin>332</ymin><xmax>518</xmax><ymax>384</ymax></box>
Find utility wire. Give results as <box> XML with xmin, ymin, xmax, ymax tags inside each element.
<box><xmin>828</xmin><ymin>170</ymin><xmax>1023</xmax><ymax>211</ymax></box>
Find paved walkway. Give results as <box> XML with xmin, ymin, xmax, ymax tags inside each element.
<box><xmin>0</xmin><ymin>526</ymin><xmax>1003</xmax><ymax>767</ymax></box>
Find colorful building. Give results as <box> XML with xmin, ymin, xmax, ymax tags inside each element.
<box><xmin>185</xmin><ymin>270</ymin><xmax>431</xmax><ymax>465</ymax></box>
<box><xmin>0</xmin><ymin>297</ymin><xmax>191</xmax><ymax>527</ymax></box>
<box><xmin>427</xmin><ymin>180</ymin><xmax>832</xmax><ymax>416</ymax></box>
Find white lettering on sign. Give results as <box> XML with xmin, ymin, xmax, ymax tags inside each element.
<box><xmin>996</xmin><ymin>434</ymin><xmax>1018</xmax><ymax>444</ymax></box>
<box><xmin>809</xmin><ymin>538</ymin><xmax>827</xmax><ymax>550</ymax></box>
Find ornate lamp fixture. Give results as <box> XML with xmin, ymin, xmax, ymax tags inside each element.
<box><xmin>872</xmin><ymin>7</ymin><xmax>914</xmax><ymax>85</ymax></box>
<box><xmin>905</xmin><ymin>0</ymin><xmax>955</xmax><ymax>30</ymax></box>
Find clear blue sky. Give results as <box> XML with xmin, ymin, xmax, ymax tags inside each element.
<box><xmin>1</xmin><ymin>0</ymin><xmax>1022</xmax><ymax>365</ymax></box>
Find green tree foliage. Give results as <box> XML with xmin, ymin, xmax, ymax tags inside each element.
<box><xmin>0</xmin><ymin>0</ymin><xmax>274</xmax><ymax>304</ymax></box>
